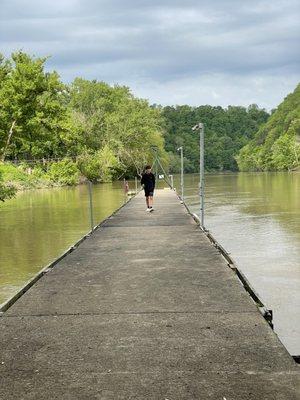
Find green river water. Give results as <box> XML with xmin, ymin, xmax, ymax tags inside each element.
<box><xmin>0</xmin><ymin>172</ymin><xmax>299</xmax><ymax>355</ymax></box>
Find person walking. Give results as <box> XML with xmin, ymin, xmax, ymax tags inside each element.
<box><xmin>141</xmin><ymin>165</ymin><xmax>155</xmax><ymax>212</ymax></box>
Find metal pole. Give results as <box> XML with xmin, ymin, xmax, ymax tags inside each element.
<box><xmin>169</xmin><ymin>174</ymin><xmax>174</xmax><ymax>189</ymax></box>
<box><xmin>152</xmin><ymin>154</ymin><xmax>158</xmax><ymax>184</ymax></box>
<box><xmin>135</xmin><ymin>176</ymin><xmax>138</xmax><ymax>194</ymax></box>
<box><xmin>88</xmin><ymin>180</ymin><xmax>94</xmax><ymax>230</ymax></box>
<box><xmin>180</xmin><ymin>147</ymin><xmax>184</xmax><ymax>201</ymax></box>
<box><xmin>199</xmin><ymin>123</ymin><xmax>205</xmax><ymax>228</ymax></box>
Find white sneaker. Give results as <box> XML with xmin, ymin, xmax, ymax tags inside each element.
<box><xmin>146</xmin><ymin>208</ymin><xmax>151</xmax><ymax>212</ymax></box>
<box><xmin>149</xmin><ymin>208</ymin><xmax>154</xmax><ymax>212</ymax></box>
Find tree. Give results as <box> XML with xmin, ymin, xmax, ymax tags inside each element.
<box><xmin>237</xmin><ymin>84</ymin><xmax>300</xmax><ymax>171</ymax></box>
<box><xmin>0</xmin><ymin>170</ymin><xmax>15</xmax><ymax>202</ymax></box>
<box><xmin>0</xmin><ymin>52</ymin><xmax>69</xmax><ymax>161</ymax></box>
<box><xmin>0</xmin><ymin>53</ymin><xmax>168</xmax><ymax>187</ymax></box>
<box><xmin>162</xmin><ymin>104</ymin><xmax>269</xmax><ymax>172</ymax></box>
<box><xmin>69</xmin><ymin>78</ymin><xmax>167</xmax><ymax>178</ymax></box>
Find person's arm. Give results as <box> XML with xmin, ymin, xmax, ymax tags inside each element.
<box><xmin>141</xmin><ymin>174</ymin><xmax>145</xmax><ymax>186</ymax></box>
<box><xmin>152</xmin><ymin>173</ymin><xmax>156</xmax><ymax>188</ymax></box>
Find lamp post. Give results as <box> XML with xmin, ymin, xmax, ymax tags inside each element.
<box><xmin>192</xmin><ymin>123</ymin><xmax>205</xmax><ymax>228</ymax></box>
<box><xmin>177</xmin><ymin>146</ymin><xmax>184</xmax><ymax>201</ymax></box>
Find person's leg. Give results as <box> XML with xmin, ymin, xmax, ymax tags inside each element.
<box><xmin>149</xmin><ymin>195</ymin><xmax>153</xmax><ymax>208</ymax></box>
<box><xmin>144</xmin><ymin>188</ymin><xmax>149</xmax><ymax>209</ymax></box>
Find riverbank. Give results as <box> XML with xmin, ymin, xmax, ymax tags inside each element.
<box><xmin>2</xmin><ymin>161</ymin><xmax>299</xmax><ymax>197</ymax></box>
<box><xmin>0</xmin><ymin>160</ymin><xmax>82</xmax><ymax>192</ymax></box>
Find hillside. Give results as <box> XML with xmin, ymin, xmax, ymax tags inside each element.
<box><xmin>162</xmin><ymin>104</ymin><xmax>269</xmax><ymax>172</ymax></box>
<box><xmin>237</xmin><ymin>84</ymin><xmax>300</xmax><ymax>171</ymax></box>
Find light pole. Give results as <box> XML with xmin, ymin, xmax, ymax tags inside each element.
<box><xmin>177</xmin><ymin>146</ymin><xmax>184</xmax><ymax>201</ymax></box>
<box><xmin>192</xmin><ymin>123</ymin><xmax>205</xmax><ymax>228</ymax></box>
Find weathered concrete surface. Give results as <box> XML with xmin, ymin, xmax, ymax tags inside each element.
<box><xmin>0</xmin><ymin>189</ymin><xmax>299</xmax><ymax>399</ymax></box>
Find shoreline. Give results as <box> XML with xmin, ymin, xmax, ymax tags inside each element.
<box><xmin>1</xmin><ymin>168</ymin><xmax>299</xmax><ymax>199</ymax></box>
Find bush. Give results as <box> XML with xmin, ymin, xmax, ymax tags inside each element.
<box><xmin>0</xmin><ymin>182</ymin><xmax>16</xmax><ymax>201</ymax></box>
<box><xmin>0</xmin><ymin>169</ymin><xmax>16</xmax><ymax>201</ymax></box>
<box><xmin>271</xmin><ymin>133</ymin><xmax>300</xmax><ymax>170</ymax></box>
<box><xmin>0</xmin><ymin>162</ymin><xmax>49</xmax><ymax>189</ymax></box>
<box><xmin>77</xmin><ymin>146</ymin><xmax>121</xmax><ymax>182</ymax></box>
<box><xmin>46</xmin><ymin>159</ymin><xmax>80</xmax><ymax>186</ymax></box>
<box><xmin>235</xmin><ymin>144</ymin><xmax>261</xmax><ymax>172</ymax></box>
<box><xmin>0</xmin><ymin>162</ymin><xmax>30</xmax><ymax>183</ymax></box>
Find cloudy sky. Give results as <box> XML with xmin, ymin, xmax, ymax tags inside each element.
<box><xmin>1</xmin><ymin>0</ymin><xmax>299</xmax><ymax>109</ymax></box>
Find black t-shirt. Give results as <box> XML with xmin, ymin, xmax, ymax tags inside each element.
<box><xmin>141</xmin><ymin>172</ymin><xmax>155</xmax><ymax>190</ymax></box>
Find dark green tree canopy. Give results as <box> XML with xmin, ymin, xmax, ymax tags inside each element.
<box><xmin>162</xmin><ymin>104</ymin><xmax>269</xmax><ymax>172</ymax></box>
<box><xmin>237</xmin><ymin>84</ymin><xmax>300</xmax><ymax>171</ymax></box>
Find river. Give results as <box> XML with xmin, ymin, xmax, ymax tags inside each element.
<box><xmin>0</xmin><ymin>182</ymin><xmax>126</xmax><ymax>304</ymax></box>
<box><xmin>0</xmin><ymin>172</ymin><xmax>299</xmax><ymax>355</ymax></box>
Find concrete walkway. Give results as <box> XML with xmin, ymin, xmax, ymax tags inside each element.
<box><xmin>0</xmin><ymin>189</ymin><xmax>299</xmax><ymax>399</ymax></box>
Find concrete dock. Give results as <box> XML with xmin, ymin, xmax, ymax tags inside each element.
<box><xmin>0</xmin><ymin>189</ymin><xmax>299</xmax><ymax>399</ymax></box>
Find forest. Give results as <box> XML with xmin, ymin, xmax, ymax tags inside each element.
<box><xmin>0</xmin><ymin>52</ymin><xmax>299</xmax><ymax>201</ymax></box>
<box><xmin>236</xmin><ymin>84</ymin><xmax>300</xmax><ymax>171</ymax></box>
<box><xmin>0</xmin><ymin>52</ymin><xmax>166</xmax><ymax>199</ymax></box>
<box><xmin>162</xmin><ymin>103</ymin><xmax>269</xmax><ymax>172</ymax></box>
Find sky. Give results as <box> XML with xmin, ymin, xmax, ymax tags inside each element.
<box><xmin>0</xmin><ymin>0</ymin><xmax>299</xmax><ymax>109</ymax></box>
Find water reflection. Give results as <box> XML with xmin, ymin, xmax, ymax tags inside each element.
<box><xmin>0</xmin><ymin>182</ymin><xmax>125</xmax><ymax>304</ymax></box>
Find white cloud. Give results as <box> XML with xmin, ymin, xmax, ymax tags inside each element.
<box><xmin>129</xmin><ymin>73</ymin><xmax>298</xmax><ymax>110</ymax></box>
<box><xmin>0</xmin><ymin>0</ymin><xmax>299</xmax><ymax>109</ymax></box>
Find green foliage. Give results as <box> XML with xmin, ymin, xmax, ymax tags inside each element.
<box><xmin>0</xmin><ymin>162</ymin><xmax>47</xmax><ymax>190</ymax></box>
<box><xmin>69</xmin><ymin>78</ymin><xmax>167</xmax><ymax>177</ymax></box>
<box><xmin>0</xmin><ymin>161</ymin><xmax>79</xmax><ymax>190</ymax></box>
<box><xmin>0</xmin><ymin>169</ymin><xmax>16</xmax><ymax>202</ymax></box>
<box><xmin>0</xmin><ymin>162</ymin><xmax>29</xmax><ymax>182</ymax></box>
<box><xmin>235</xmin><ymin>144</ymin><xmax>260</xmax><ymax>171</ymax></box>
<box><xmin>2</xmin><ymin>49</ymin><xmax>297</xmax><ymax>191</ymax></box>
<box><xmin>167</xmin><ymin>152</ymin><xmax>181</xmax><ymax>173</ymax></box>
<box><xmin>46</xmin><ymin>159</ymin><xmax>80</xmax><ymax>186</ymax></box>
<box><xmin>271</xmin><ymin>133</ymin><xmax>300</xmax><ymax>170</ymax></box>
<box><xmin>0</xmin><ymin>52</ymin><xmax>167</xmax><ymax>192</ymax></box>
<box><xmin>0</xmin><ymin>52</ymin><xmax>69</xmax><ymax>161</ymax></box>
<box><xmin>237</xmin><ymin>84</ymin><xmax>300</xmax><ymax>171</ymax></box>
<box><xmin>77</xmin><ymin>146</ymin><xmax>121</xmax><ymax>183</ymax></box>
<box><xmin>0</xmin><ymin>182</ymin><xmax>15</xmax><ymax>202</ymax></box>
<box><xmin>162</xmin><ymin>104</ymin><xmax>269</xmax><ymax>172</ymax></box>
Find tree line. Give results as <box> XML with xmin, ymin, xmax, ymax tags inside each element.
<box><xmin>161</xmin><ymin>104</ymin><xmax>269</xmax><ymax>172</ymax></box>
<box><xmin>1</xmin><ymin>51</ymin><xmax>299</xmax><ymax>201</ymax></box>
<box><xmin>0</xmin><ymin>52</ymin><xmax>167</xmax><ymax>199</ymax></box>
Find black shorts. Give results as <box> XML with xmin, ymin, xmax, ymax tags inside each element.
<box><xmin>144</xmin><ymin>188</ymin><xmax>154</xmax><ymax>197</ymax></box>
